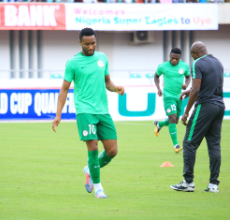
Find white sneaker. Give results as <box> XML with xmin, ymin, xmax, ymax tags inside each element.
<box><xmin>170</xmin><ymin>180</ymin><xmax>195</xmax><ymax>192</ymax></box>
<box><xmin>95</xmin><ymin>189</ymin><xmax>107</xmax><ymax>198</ymax></box>
<box><xmin>204</xmin><ymin>185</ymin><xmax>219</xmax><ymax>193</ymax></box>
<box><xmin>83</xmin><ymin>166</ymin><xmax>93</xmax><ymax>193</ymax></box>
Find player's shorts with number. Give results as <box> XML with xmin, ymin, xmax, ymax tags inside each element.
<box><xmin>76</xmin><ymin>113</ymin><xmax>117</xmax><ymax>141</ymax></box>
<box><xmin>163</xmin><ymin>97</ymin><xmax>182</xmax><ymax>118</ymax></box>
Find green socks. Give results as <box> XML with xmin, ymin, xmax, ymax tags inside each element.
<box><xmin>159</xmin><ymin>119</ymin><xmax>169</xmax><ymax>128</ymax></box>
<box><xmin>88</xmin><ymin>150</ymin><xmax>100</xmax><ymax>184</ymax></box>
<box><xmin>88</xmin><ymin>150</ymin><xmax>113</xmax><ymax>184</ymax></box>
<box><xmin>158</xmin><ymin>119</ymin><xmax>178</xmax><ymax>146</ymax></box>
<box><xmin>99</xmin><ymin>150</ymin><xmax>113</xmax><ymax>168</ymax></box>
<box><xmin>168</xmin><ymin>123</ymin><xmax>178</xmax><ymax>146</ymax></box>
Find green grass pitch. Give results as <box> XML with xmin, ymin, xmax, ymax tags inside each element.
<box><xmin>1</xmin><ymin>120</ymin><xmax>230</xmax><ymax>220</ymax></box>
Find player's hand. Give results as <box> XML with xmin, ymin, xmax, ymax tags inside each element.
<box><xmin>52</xmin><ymin>116</ymin><xmax>61</xmax><ymax>132</ymax></box>
<box><xmin>180</xmin><ymin>90</ymin><xmax>191</xmax><ymax>100</ymax></box>
<box><xmin>158</xmin><ymin>89</ymin><xmax>162</xmax><ymax>97</ymax></box>
<box><xmin>181</xmin><ymin>113</ymin><xmax>189</xmax><ymax>126</ymax></box>
<box><xmin>182</xmin><ymin>84</ymin><xmax>187</xmax><ymax>90</ymax></box>
<box><xmin>116</xmin><ymin>86</ymin><xmax>125</xmax><ymax>96</ymax></box>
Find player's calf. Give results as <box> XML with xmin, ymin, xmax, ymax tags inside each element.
<box><xmin>99</xmin><ymin>150</ymin><xmax>114</xmax><ymax>168</ymax></box>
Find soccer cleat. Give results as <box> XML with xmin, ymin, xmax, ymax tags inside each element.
<box><xmin>204</xmin><ymin>185</ymin><xmax>219</xmax><ymax>193</ymax></box>
<box><xmin>83</xmin><ymin>166</ymin><xmax>93</xmax><ymax>193</ymax></box>
<box><xmin>174</xmin><ymin>144</ymin><xmax>183</xmax><ymax>153</ymax></box>
<box><xmin>154</xmin><ymin>121</ymin><xmax>161</xmax><ymax>137</ymax></box>
<box><xmin>170</xmin><ymin>180</ymin><xmax>195</xmax><ymax>192</ymax></box>
<box><xmin>95</xmin><ymin>189</ymin><xmax>107</xmax><ymax>198</ymax></box>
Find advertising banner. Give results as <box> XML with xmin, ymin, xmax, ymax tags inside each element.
<box><xmin>65</xmin><ymin>4</ymin><xmax>218</xmax><ymax>31</ymax></box>
<box><xmin>0</xmin><ymin>3</ymin><xmax>66</xmax><ymax>30</ymax></box>
<box><xmin>0</xmin><ymin>88</ymin><xmax>229</xmax><ymax>121</ymax></box>
<box><xmin>0</xmin><ymin>89</ymin><xmax>75</xmax><ymax>120</ymax></box>
<box><xmin>0</xmin><ymin>3</ymin><xmax>218</xmax><ymax>30</ymax></box>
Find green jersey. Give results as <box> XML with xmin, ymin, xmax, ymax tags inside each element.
<box><xmin>156</xmin><ymin>60</ymin><xmax>190</xmax><ymax>98</ymax></box>
<box><xmin>64</xmin><ymin>51</ymin><xmax>109</xmax><ymax>115</ymax></box>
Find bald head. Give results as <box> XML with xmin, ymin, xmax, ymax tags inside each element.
<box><xmin>191</xmin><ymin>41</ymin><xmax>208</xmax><ymax>60</ymax></box>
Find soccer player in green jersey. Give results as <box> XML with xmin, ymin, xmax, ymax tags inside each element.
<box><xmin>154</xmin><ymin>48</ymin><xmax>191</xmax><ymax>153</ymax></box>
<box><xmin>52</xmin><ymin>28</ymin><xmax>125</xmax><ymax>198</ymax></box>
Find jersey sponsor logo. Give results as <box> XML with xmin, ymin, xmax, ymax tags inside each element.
<box><xmin>179</xmin><ymin>69</ymin><xmax>184</xmax><ymax>74</ymax></box>
<box><xmin>97</xmin><ymin>60</ymin><xmax>104</xmax><ymax>68</ymax></box>
<box><xmin>167</xmin><ymin>108</ymin><xmax>171</xmax><ymax>113</ymax></box>
<box><xmin>83</xmin><ymin>130</ymin><xmax>88</xmax><ymax>136</ymax></box>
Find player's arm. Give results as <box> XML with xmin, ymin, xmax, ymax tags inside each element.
<box><xmin>154</xmin><ymin>72</ymin><xmax>162</xmax><ymax>97</ymax></box>
<box><xmin>180</xmin><ymin>89</ymin><xmax>191</xmax><ymax>100</ymax></box>
<box><xmin>181</xmin><ymin>79</ymin><xmax>201</xmax><ymax>126</ymax></box>
<box><xmin>181</xmin><ymin>62</ymin><xmax>202</xmax><ymax>125</ymax></box>
<box><xmin>52</xmin><ymin>80</ymin><xmax>71</xmax><ymax>132</ymax></box>
<box><xmin>182</xmin><ymin>75</ymin><xmax>191</xmax><ymax>90</ymax></box>
<box><xmin>105</xmin><ymin>74</ymin><xmax>125</xmax><ymax>95</ymax></box>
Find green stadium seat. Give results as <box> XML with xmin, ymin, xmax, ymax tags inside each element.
<box><xmin>130</xmin><ymin>73</ymin><xmax>142</xmax><ymax>78</ymax></box>
<box><xmin>50</xmin><ymin>73</ymin><xmax>63</xmax><ymax>79</ymax></box>
<box><xmin>224</xmin><ymin>72</ymin><xmax>230</xmax><ymax>77</ymax></box>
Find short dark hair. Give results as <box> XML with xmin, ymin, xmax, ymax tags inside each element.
<box><xmin>170</xmin><ymin>48</ymin><xmax>181</xmax><ymax>55</ymax></box>
<box><xmin>79</xmin><ymin>28</ymin><xmax>96</xmax><ymax>41</ymax></box>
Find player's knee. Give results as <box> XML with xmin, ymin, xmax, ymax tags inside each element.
<box><xmin>86</xmin><ymin>140</ymin><xmax>98</xmax><ymax>151</ymax></box>
<box><xmin>111</xmin><ymin>148</ymin><xmax>118</xmax><ymax>157</ymax></box>
<box><xmin>108</xmin><ymin>146</ymin><xmax>118</xmax><ymax>157</ymax></box>
<box><xmin>169</xmin><ymin>116</ymin><xmax>177</xmax><ymax>124</ymax></box>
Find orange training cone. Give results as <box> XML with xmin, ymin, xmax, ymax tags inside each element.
<box><xmin>160</xmin><ymin>161</ymin><xmax>174</xmax><ymax>167</ymax></box>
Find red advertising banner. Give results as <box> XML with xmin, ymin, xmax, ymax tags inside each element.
<box><xmin>0</xmin><ymin>3</ymin><xmax>66</xmax><ymax>30</ymax></box>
